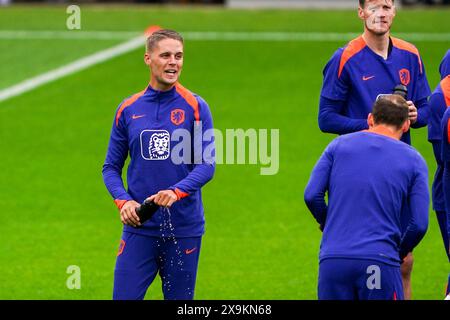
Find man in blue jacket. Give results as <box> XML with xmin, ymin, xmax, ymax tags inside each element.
<box><xmin>305</xmin><ymin>94</ymin><xmax>429</xmax><ymax>300</ymax></box>
<box><xmin>428</xmin><ymin>50</ymin><xmax>450</xmax><ymax>299</ymax></box>
<box><xmin>441</xmin><ymin>106</ymin><xmax>450</xmax><ymax>300</ymax></box>
<box><xmin>102</xmin><ymin>29</ymin><xmax>215</xmax><ymax>300</ymax></box>
<box><xmin>318</xmin><ymin>0</ymin><xmax>431</xmax><ymax>299</ymax></box>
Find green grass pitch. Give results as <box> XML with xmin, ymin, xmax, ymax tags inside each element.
<box><xmin>0</xmin><ymin>5</ymin><xmax>449</xmax><ymax>299</ymax></box>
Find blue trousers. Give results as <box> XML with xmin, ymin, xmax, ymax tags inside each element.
<box><xmin>113</xmin><ymin>231</ymin><xmax>202</xmax><ymax>300</ymax></box>
<box><xmin>436</xmin><ymin>210</ymin><xmax>450</xmax><ymax>261</ymax></box>
<box><xmin>435</xmin><ymin>211</ymin><xmax>450</xmax><ymax>297</ymax></box>
<box><xmin>447</xmin><ymin>274</ymin><xmax>450</xmax><ymax>296</ymax></box>
<box><xmin>318</xmin><ymin>258</ymin><xmax>404</xmax><ymax>300</ymax></box>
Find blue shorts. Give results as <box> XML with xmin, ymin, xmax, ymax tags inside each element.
<box><xmin>318</xmin><ymin>258</ymin><xmax>403</xmax><ymax>300</ymax></box>
<box><xmin>113</xmin><ymin>231</ymin><xmax>202</xmax><ymax>300</ymax></box>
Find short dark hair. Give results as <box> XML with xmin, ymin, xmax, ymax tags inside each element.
<box><xmin>359</xmin><ymin>0</ymin><xmax>395</xmax><ymax>7</ymax></box>
<box><xmin>146</xmin><ymin>29</ymin><xmax>184</xmax><ymax>53</ymax></box>
<box><xmin>372</xmin><ymin>94</ymin><xmax>409</xmax><ymax>129</ymax></box>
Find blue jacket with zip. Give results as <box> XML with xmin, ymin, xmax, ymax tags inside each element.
<box><xmin>102</xmin><ymin>83</ymin><xmax>215</xmax><ymax>237</ymax></box>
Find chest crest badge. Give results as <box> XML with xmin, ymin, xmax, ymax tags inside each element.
<box><xmin>399</xmin><ymin>69</ymin><xmax>410</xmax><ymax>86</ymax></box>
<box><xmin>171</xmin><ymin>108</ymin><xmax>185</xmax><ymax>125</ymax></box>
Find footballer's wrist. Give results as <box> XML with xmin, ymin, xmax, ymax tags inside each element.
<box><xmin>169</xmin><ymin>187</ymin><xmax>189</xmax><ymax>200</ymax></box>
<box><xmin>114</xmin><ymin>199</ymin><xmax>128</xmax><ymax>210</ymax></box>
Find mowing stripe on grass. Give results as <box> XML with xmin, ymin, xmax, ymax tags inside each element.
<box><xmin>0</xmin><ymin>35</ymin><xmax>146</xmax><ymax>103</ymax></box>
<box><xmin>0</xmin><ymin>30</ymin><xmax>140</xmax><ymax>40</ymax></box>
<box><xmin>1</xmin><ymin>29</ymin><xmax>448</xmax><ymax>103</ymax></box>
<box><xmin>1</xmin><ymin>30</ymin><xmax>450</xmax><ymax>42</ymax></box>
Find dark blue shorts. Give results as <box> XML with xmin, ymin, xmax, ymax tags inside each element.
<box><xmin>318</xmin><ymin>258</ymin><xmax>403</xmax><ymax>300</ymax></box>
<box><xmin>113</xmin><ymin>231</ymin><xmax>202</xmax><ymax>300</ymax></box>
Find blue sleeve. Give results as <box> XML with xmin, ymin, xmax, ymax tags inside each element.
<box><xmin>431</xmin><ymin>140</ymin><xmax>443</xmax><ymax>165</ymax></box>
<box><xmin>411</xmin><ymin>56</ymin><xmax>431</xmax><ymax>128</ymax></box>
<box><xmin>399</xmin><ymin>155</ymin><xmax>429</xmax><ymax>259</ymax></box>
<box><xmin>320</xmin><ymin>49</ymin><xmax>349</xmax><ymax>101</ymax></box>
<box><xmin>319</xmin><ymin>50</ymin><xmax>368</xmax><ymax>134</ymax></box>
<box><xmin>428</xmin><ymin>92</ymin><xmax>446</xmax><ymax>141</ymax></box>
<box><xmin>411</xmin><ymin>97</ymin><xmax>429</xmax><ymax>129</ymax></box>
<box><xmin>304</xmin><ymin>139</ymin><xmax>337</xmax><ymax>229</ymax></box>
<box><xmin>102</xmin><ymin>105</ymin><xmax>133</xmax><ymax>202</ymax></box>
<box><xmin>443</xmin><ymin>110</ymin><xmax>450</xmax><ymax>243</ymax></box>
<box><xmin>318</xmin><ymin>96</ymin><xmax>369</xmax><ymax>134</ymax></box>
<box><xmin>170</xmin><ymin>97</ymin><xmax>215</xmax><ymax>195</ymax></box>
<box><xmin>439</xmin><ymin>50</ymin><xmax>450</xmax><ymax>77</ymax></box>
<box><xmin>443</xmin><ymin>163</ymin><xmax>450</xmax><ymax>242</ymax></box>
<box><xmin>441</xmin><ymin>113</ymin><xmax>450</xmax><ymax>162</ymax></box>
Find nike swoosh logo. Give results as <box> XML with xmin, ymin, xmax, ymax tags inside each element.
<box><xmin>363</xmin><ymin>75</ymin><xmax>375</xmax><ymax>81</ymax></box>
<box><xmin>185</xmin><ymin>247</ymin><xmax>197</xmax><ymax>255</ymax></box>
<box><xmin>132</xmin><ymin>114</ymin><xmax>146</xmax><ymax>120</ymax></box>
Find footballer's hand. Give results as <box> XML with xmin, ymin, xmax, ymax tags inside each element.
<box><xmin>120</xmin><ymin>200</ymin><xmax>141</xmax><ymax>227</ymax></box>
<box><xmin>147</xmin><ymin>190</ymin><xmax>178</xmax><ymax>208</ymax></box>
<box><xmin>407</xmin><ymin>101</ymin><xmax>418</xmax><ymax>124</ymax></box>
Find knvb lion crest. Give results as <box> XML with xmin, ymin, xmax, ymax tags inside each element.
<box><xmin>171</xmin><ymin>108</ymin><xmax>185</xmax><ymax>125</ymax></box>
<box><xmin>140</xmin><ymin>130</ymin><xmax>170</xmax><ymax>160</ymax></box>
<box><xmin>399</xmin><ymin>68</ymin><xmax>410</xmax><ymax>86</ymax></box>
<box><xmin>149</xmin><ymin>132</ymin><xmax>170</xmax><ymax>159</ymax></box>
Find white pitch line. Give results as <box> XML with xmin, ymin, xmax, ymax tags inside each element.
<box><xmin>0</xmin><ymin>30</ymin><xmax>140</xmax><ymax>40</ymax></box>
<box><xmin>0</xmin><ymin>30</ymin><xmax>450</xmax><ymax>42</ymax></box>
<box><xmin>0</xmin><ymin>35</ymin><xmax>146</xmax><ymax>103</ymax></box>
<box><xmin>184</xmin><ymin>31</ymin><xmax>450</xmax><ymax>42</ymax></box>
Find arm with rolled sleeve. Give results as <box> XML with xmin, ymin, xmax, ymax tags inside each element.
<box><xmin>304</xmin><ymin>140</ymin><xmax>336</xmax><ymax>230</ymax></box>
<box><xmin>169</xmin><ymin>97</ymin><xmax>215</xmax><ymax>199</ymax></box>
<box><xmin>102</xmin><ymin>105</ymin><xmax>133</xmax><ymax>208</ymax></box>
<box><xmin>399</xmin><ymin>155</ymin><xmax>430</xmax><ymax>259</ymax></box>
